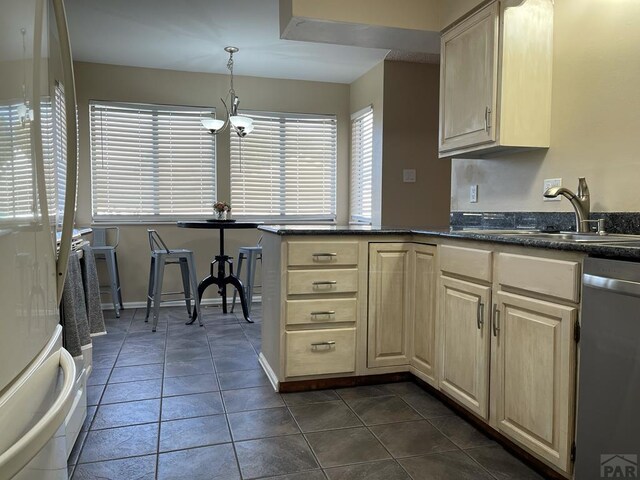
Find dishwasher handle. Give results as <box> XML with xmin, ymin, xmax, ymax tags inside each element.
<box><xmin>583</xmin><ymin>273</ymin><xmax>640</xmax><ymax>298</ymax></box>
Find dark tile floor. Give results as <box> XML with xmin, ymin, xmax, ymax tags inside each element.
<box><xmin>68</xmin><ymin>304</ymin><xmax>544</xmax><ymax>480</ymax></box>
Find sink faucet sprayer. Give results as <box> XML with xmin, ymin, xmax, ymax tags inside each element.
<box><xmin>543</xmin><ymin>177</ymin><xmax>591</xmax><ymax>233</ymax></box>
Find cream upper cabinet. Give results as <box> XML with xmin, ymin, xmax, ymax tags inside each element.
<box><xmin>368</xmin><ymin>243</ymin><xmax>412</xmax><ymax>368</ymax></box>
<box><xmin>439</xmin><ymin>0</ymin><xmax>554</xmax><ymax>158</ymax></box>
<box><xmin>493</xmin><ymin>291</ymin><xmax>577</xmax><ymax>473</ymax></box>
<box><xmin>440</xmin><ymin>2</ymin><xmax>499</xmax><ymax>154</ymax></box>
<box><xmin>439</xmin><ymin>275</ymin><xmax>491</xmax><ymax>420</ymax></box>
<box><xmin>410</xmin><ymin>244</ymin><xmax>438</xmax><ymax>386</ymax></box>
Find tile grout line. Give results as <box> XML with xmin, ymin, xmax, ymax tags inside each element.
<box><xmin>70</xmin><ymin>309</ymin><xmax>134</xmax><ymax>475</ymax></box>
<box><xmin>155</xmin><ymin>307</ymin><xmax>171</xmax><ymax>480</ymax></box>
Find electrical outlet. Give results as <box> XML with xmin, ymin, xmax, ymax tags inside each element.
<box><xmin>470</xmin><ymin>185</ymin><xmax>478</xmax><ymax>203</ymax></box>
<box><xmin>403</xmin><ymin>169</ymin><xmax>416</xmax><ymax>183</ymax></box>
<box><xmin>543</xmin><ymin>178</ymin><xmax>562</xmax><ymax>201</ymax></box>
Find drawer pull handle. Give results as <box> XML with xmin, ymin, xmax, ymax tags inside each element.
<box><xmin>312</xmin><ymin>253</ymin><xmax>338</xmax><ymax>260</ymax></box>
<box><xmin>312</xmin><ymin>281</ymin><xmax>337</xmax><ymax>287</ymax></box>
<box><xmin>493</xmin><ymin>304</ymin><xmax>500</xmax><ymax>337</ymax></box>
<box><xmin>311</xmin><ymin>311</ymin><xmax>336</xmax><ymax>317</ymax></box>
<box><xmin>311</xmin><ymin>341</ymin><xmax>336</xmax><ymax>350</ymax></box>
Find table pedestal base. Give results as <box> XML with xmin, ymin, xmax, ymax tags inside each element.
<box><xmin>187</xmin><ymin>254</ymin><xmax>253</xmax><ymax>324</ymax></box>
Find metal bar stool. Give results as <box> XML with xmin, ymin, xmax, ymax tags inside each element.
<box><xmin>145</xmin><ymin>229</ymin><xmax>202</xmax><ymax>332</ymax></box>
<box><xmin>231</xmin><ymin>236</ymin><xmax>262</xmax><ymax>316</ymax></box>
<box><xmin>91</xmin><ymin>226</ymin><xmax>124</xmax><ymax>318</ymax></box>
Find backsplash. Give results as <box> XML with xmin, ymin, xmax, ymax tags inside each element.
<box><xmin>450</xmin><ymin>212</ymin><xmax>640</xmax><ymax>234</ymax></box>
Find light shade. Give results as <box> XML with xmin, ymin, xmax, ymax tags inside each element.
<box><xmin>201</xmin><ymin>117</ymin><xmax>225</xmax><ymax>132</ymax></box>
<box><xmin>230</xmin><ymin>115</ymin><xmax>253</xmax><ymax>131</ymax></box>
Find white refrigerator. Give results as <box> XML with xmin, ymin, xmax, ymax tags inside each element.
<box><xmin>0</xmin><ymin>0</ymin><xmax>84</xmax><ymax>478</ymax></box>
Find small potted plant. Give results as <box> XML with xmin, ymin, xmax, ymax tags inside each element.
<box><xmin>213</xmin><ymin>201</ymin><xmax>232</xmax><ymax>220</ymax></box>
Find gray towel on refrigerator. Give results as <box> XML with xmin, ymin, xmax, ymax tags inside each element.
<box><xmin>62</xmin><ymin>252</ymin><xmax>91</xmax><ymax>358</ymax></box>
<box><xmin>81</xmin><ymin>244</ymin><xmax>107</xmax><ymax>336</ymax></box>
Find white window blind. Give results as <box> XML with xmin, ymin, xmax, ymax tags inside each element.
<box><xmin>41</xmin><ymin>82</ymin><xmax>67</xmax><ymax>224</ymax></box>
<box><xmin>350</xmin><ymin>106</ymin><xmax>373</xmax><ymax>224</ymax></box>
<box><xmin>90</xmin><ymin>101</ymin><xmax>216</xmax><ymax>221</ymax></box>
<box><xmin>230</xmin><ymin>111</ymin><xmax>337</xmax><ymax>222</ymax></box>
<box><xmin>0</xmin><ymin>102</ymin><xmax>36</xmax><ymax>220</ymax></box>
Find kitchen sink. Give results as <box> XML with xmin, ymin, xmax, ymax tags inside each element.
<box><xmin>460</xmin><ymin>229</ymin><xmax>640</xmax><ymax>243</ymax></box>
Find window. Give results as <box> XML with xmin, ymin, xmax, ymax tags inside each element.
<box><xmin>42</xmin><ymin>81</ymin><xmax>67</xmax><ymax>225</ymax></box>
<box><xmin>0</xmin><ymin>101</ymin><xmax>35</xmax><ymax>220</ymax></box>
<box><xmin>90</xmin><ymin>101</ymin><xmax>216</xmax><ymax>221</ymax></box>
<box><xmin>230</xmin><ymin>111</ymin><xmax>337</xmax><ymax>222</ymax></box>
<box><xmin>350</xmin><ymin>106</ymin><xmax>373</xmax><ymax>224</ymax></box>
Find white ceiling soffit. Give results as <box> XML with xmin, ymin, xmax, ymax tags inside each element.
<box><xmin>281</xmin><ymin>17</ymin><xmax>440</xmax><ymax>55</ymax></box>
<box><xmin>63</xmin><ymin>0</ymin><xmax>390</xmax><ymax>84</ymax></box>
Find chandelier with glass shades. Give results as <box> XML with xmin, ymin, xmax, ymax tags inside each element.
<box><xmin>201</xmin><ymin>46</ymin><xmax>254</xmax><ymax>137</ymax></box>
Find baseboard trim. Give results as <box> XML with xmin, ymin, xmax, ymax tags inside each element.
<box><xmin>277</xmin><ymin>371</ymin><xmax>413</xmax><ymax>393</ymax></box>
<box><xmin>101</xmin><ymin>296</ymin><xmax>262</xmax><ymax>311</ymax></box>
<box><xmin>258</xmin><ymin>353</ymin><xmax>279</xmax><ymax>392</ymax></box>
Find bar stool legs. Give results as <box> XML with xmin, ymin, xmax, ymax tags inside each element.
<box><xmin>231</xmin><ymin>247</ymin><xmax>262</xmax><ymax>316</ymax></box>
<box><xmin>145</xmin><ymin>251</ymin><xmax>202</xmax><ymax>332</ymax></box>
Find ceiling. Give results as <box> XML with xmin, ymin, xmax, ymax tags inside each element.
<box><xmin>64</xmin><ymin>0</ymin><xmax>392</xmax><ymax>84</ymax></box>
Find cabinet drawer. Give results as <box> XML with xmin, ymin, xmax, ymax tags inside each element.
<box><xmin>287</xmin><ymin>269</ymin><xmax>358</xmax><ymax>295</ymax></box>
<box><xmin>285</xmin><ymin>328</ymin><xmax>356</xmax><ymax>377</ymax></box>
<box><xmin>287</xmin><ymin>241</ymin><xmax>358</xmax><ymax>267</ymax></box>
<box><xmin>496</xmin><ymin>253</ymin><xmax>581</xmax><ymax>302</ymax></box>
<box><xmin>286</xmin><ymin>298</ymin><xmax>357</xmax><ymax>325</ymax></box>
<box><xmin>440</xmin><ymin>245</ymin><xmax>493</xmax><ymax>282</ymax></box>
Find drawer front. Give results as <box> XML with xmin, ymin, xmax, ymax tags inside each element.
<box><xmin>287</xmin><ymin>241</ymin><xmax>359</xmax><ymax>267</ymax></box>
<box><xmin>285</xmin><ymin>328</ymin><xmax>356</xmax><ymax>377</ymax></box>
<box><xmin>286</xmin><ymin>298</ymin><xmax>357</xmax><ymax>325</ymax></box>
<box><xmin>496</xmin><ymin>253</ymin><xmax>581</xmax><ymax>302</ymax></box>
<box><xmin>287</xmin><ymin>269</ymin><xmax>358</xmax><ymax>295</ymax></box>
<box><xmin>440</xmin><ymin>244</ymin><xmax>493</xmax><ymax>282</ymax></box>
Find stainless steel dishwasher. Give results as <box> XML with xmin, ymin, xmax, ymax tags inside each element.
<box><xmin>575</xmin><ymin>257</ymin><xmax>640</xmax><ymax>479</ymax></box>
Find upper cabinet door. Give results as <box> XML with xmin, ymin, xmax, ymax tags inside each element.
<box><xmin>439</xmin><ymin>2</ymin><xmax>499</xmax><ymax>154</ymax></box>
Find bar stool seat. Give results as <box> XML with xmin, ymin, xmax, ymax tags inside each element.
<box><xmin>91</xmin><ymin>227</ymin><xmax>123</xmax><ymax>318</ymax></box>
<box><xmin>146</xmin><ymin>230</ymin><xmax>202</xmax><ymax>332</ymax></box>
<box><xmin>231</xmin><ymin>243</ymin><xmax>262</xmax><ymax>316</ymax></box>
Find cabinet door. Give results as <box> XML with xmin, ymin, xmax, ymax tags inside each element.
<box><xmin>439</xmin><ymin>276</ymin><xmax>491</xmax><ymax>419</ymax></box>
<box><xmin>368</xmin><ymin>243</ymin><xmax>411</xmax><ymax>368</ymax></box>
<box><xmin>439</xmin><ymin>2</ymin><xmax>499</xmax><ymax>153</ymax></box>
<box><xmin>410</xmin><ymin>244</ymin><xmax>438</xmax><ymax>386</ymax></box>
<box><xmin>493</xmin><ymin>291</ymin><xmax>576</xmax><ymax>472</ymax></box>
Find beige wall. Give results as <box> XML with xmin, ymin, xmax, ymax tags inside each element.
<box><xmin>349</xmin><ymin>61</ymin><xmax>451</xmax><ymax>228</ymax></box>
<box><xmin>448</xmin><ymin>0</ymin><xmax>640</xmax><ymax>214</ymax></box>
<box><xmin>74</xmin><ymin>62</ymin><xmax>350</xmax><ymax>304</ymax></box>
<box><xmin>349</xmin><ymin>62</ymin><xmax>384</xmax><ymax>226</ymax></box>
<box><xmin>287</xmin><ymin>0</ymin><xmax>441</xmax><ymax>31</ymax></box>
<box><xmin>382</xmin><ymin>61</ymin><xmax>450</xmax><ymax>228</ymax></box>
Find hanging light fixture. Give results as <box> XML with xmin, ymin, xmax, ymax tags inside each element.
<box><xmin>201</xmin><ymin>46</ymin><xmax>254</xmax><ymax>137</ymax></box>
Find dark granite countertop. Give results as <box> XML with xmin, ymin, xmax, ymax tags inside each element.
<box><xmin>258</xmin><ymin>225</ymin><xmax>640</xmax><ymax>260</ymax></box>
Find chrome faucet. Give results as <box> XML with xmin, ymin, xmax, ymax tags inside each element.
<box><xmin>544</xmin><ymin>177</ymin><xmax>591</xmax><ymax>233</ymax></box>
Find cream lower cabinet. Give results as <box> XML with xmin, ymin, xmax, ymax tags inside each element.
<box><xmin>367</xmin><ymin>243</ymin><xmax>412</xmax><ymax>368</ymax></box>
<box><xmin>409</xmin><ymin>244</ymin><xmax>438</xmax><ymax>386</ymax></box>
<box><xmin>368</xmin><ymin>243</ymin><xmax>438</xmax><ymax>381</ymax></box>
<box><xmin>493</xmin><ymin>291</ymin><xmax>577</xmax><ymax>473</ymax></box>
<box><xmin>439</xmin><ymin>275</ymin><xmax>491</xmax><ymax>420</ymax></box>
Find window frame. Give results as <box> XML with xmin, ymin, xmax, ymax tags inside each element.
<box><xmin>229</xmin><ymin>109</ymin><xmax>338</xmax><ymax>223</ymax></box>
<box><xmin>89</xmin><ymin>100</ymin><xmax>217</xmax><ymax>223</ymax></box>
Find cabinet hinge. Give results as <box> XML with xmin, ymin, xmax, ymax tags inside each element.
<box><xmin>570</xmin><ymin>442</ymin><xmax>577</xmax><ymax>462</ymax></box>
<box><xmin>574</xmin><ymin>318</ymin><xmax>581</xmax><ymax>343</ymax></box>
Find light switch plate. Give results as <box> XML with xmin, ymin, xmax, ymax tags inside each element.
<box><xmin>543</xmin><ymin>178</ymin><xmax>562</xmax><ymax>201</ymax></box>
<box><xmin>403</xmin><ymin>169</ymin><xmax>416</xmax><ymax>183</ymax></box>
<box><xmin>470</xmin><ymin>185</ymin><xmax>478</xmax><ymax>203</ymax></box>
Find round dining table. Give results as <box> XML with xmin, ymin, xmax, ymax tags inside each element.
<box><xmin>177</xmin><ymin>220</ymin><xmax>260</xmax><ymax>323</ymax></box>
